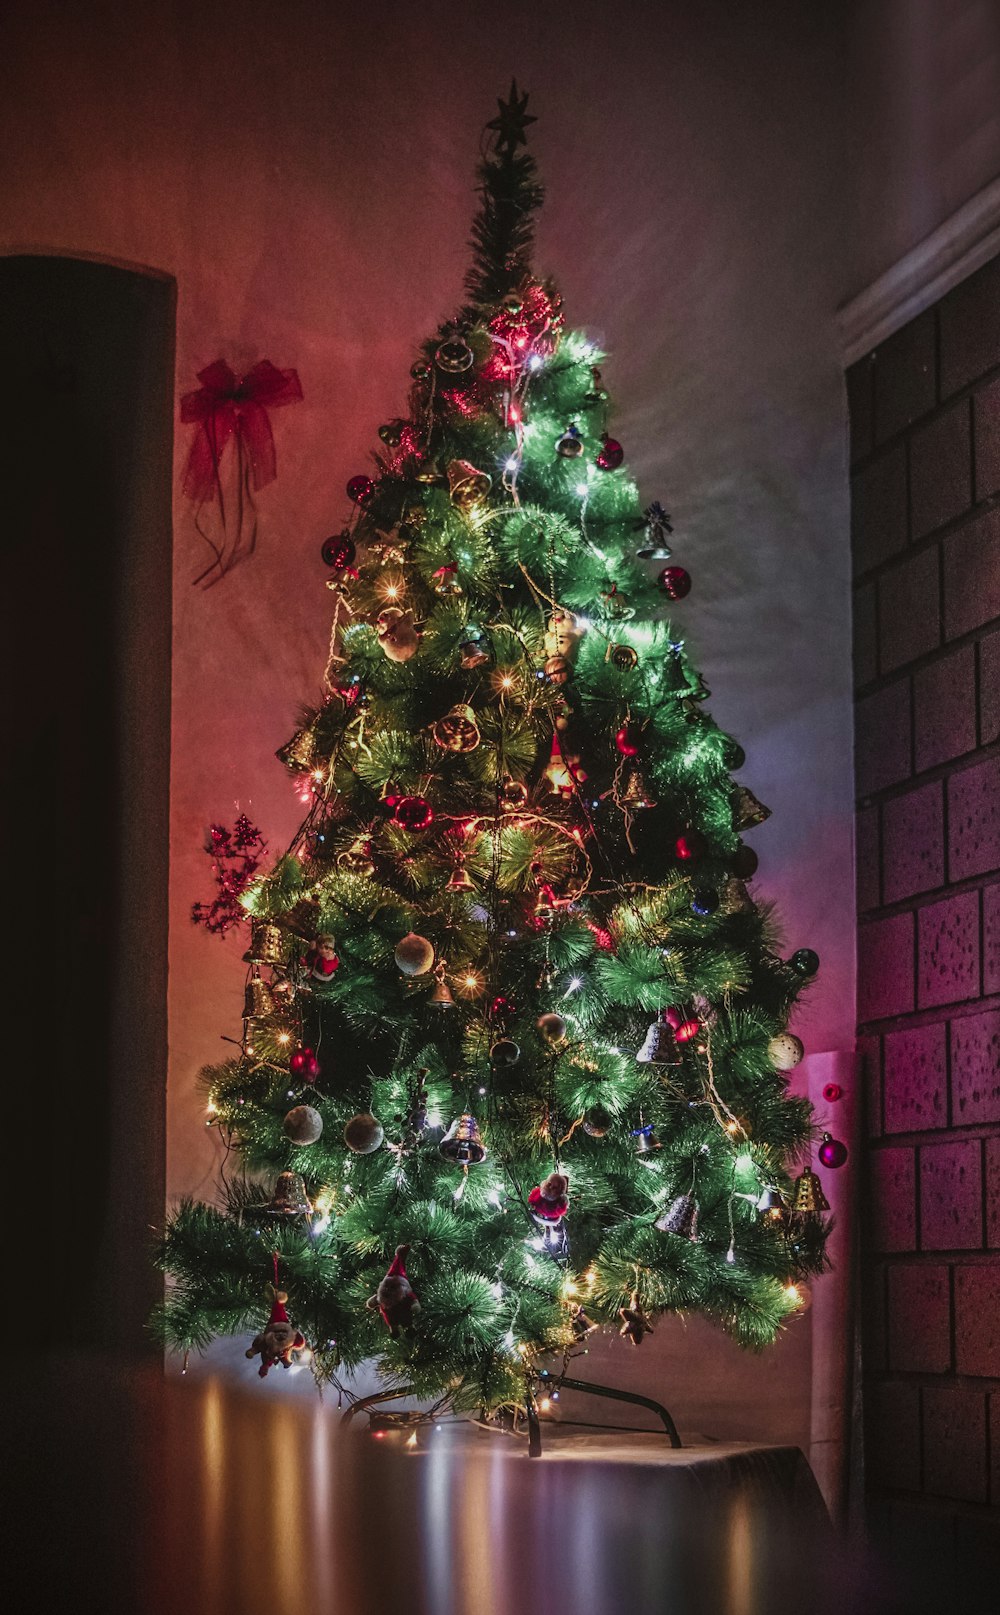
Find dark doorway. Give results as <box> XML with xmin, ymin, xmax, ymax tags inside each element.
<box><xmin>0</xmin><ymin>256</ymin><xmax>174</xmax><ymax>1354</ymax></box>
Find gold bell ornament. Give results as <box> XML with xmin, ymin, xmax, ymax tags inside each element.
<box><xmin>275</xmin><ymin>726</ymin><xmax>316</xmax><ymax>772</ymax></box>
<box><xmin>731</xmin><ymin>786</ymin><xmax>772</xmax><ymax>830</ymax></box>
<box><xmin>446</xmin><ymin>865</ymin><xmax>475</xmax><ymax>893</ymax></box>
<box><xmin>791</xmin><ymin>1169</ymin><xmax>830</xmax><ymax>1219</ymax></box>
<box><xmin>621</xmin><ymin>767</ymin><xmax>656</xmax><ymax>809</ymax></box>
<box><xmin>429</xmin><ymin>970</ymin><xmax>456</xmax><ymax>1008</ymax></box>
<box><xmin>432</xmin><ymin>703</ymin><xmax>480</xmax><ymax>753</ymax></box>
<box><xmin>337</xmin><ymin>836</ymin><xmax>375</xmax><ymax>877</ymax></box>
<box><xmin>243</xmin><ymin>970</ymin><xmax>276</xmax><ymax>1020</ymax></box>
<box><xmin>440</xmin><ymin>1113</ymin><xmax>487</xmax><ymax>1164</ymax></box>
<box><xmin>267</xmin><ymin>1172</ymin><xmax>312</xmax><ymax>1216</ymax></box>
<box><xmin>243</xmin><ymin>921</ymin><xmax>284</xmax><ymax>966</ymax></box>
<box><xmin>447</xmin><ymin>458</ymin><xmax>492</xmax><ymax>510</ymax></box>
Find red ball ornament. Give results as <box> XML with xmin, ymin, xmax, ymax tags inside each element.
<box><xmin>289</xmin><ymin>1046</ymin><xmax>321</xmax><ymax>1082</ymax></box>
<box><xmin>393</xmin><ymin>795</ymin><xmax>434</xmax><ymax>832</ymax></box>
<box><xmin>596</xmin><ymin>434</ymin><xmax>624</xmax><ymax>471</ymax></box>
<box><xmin>665</xmin><ymin>1006</ymin><xmax>700</xmax><ymax>1042</ymax></box>
<box><xmin>823</xmin><ymin>1082</ymin><xmax>843</xmax><ymax>1104</ymax></box>
<box><xmin>818</xmin><ymin>1133</ymin><xmax>849</xmax><ymax>1169</ymax></box>
<box><xmin>346</xmin><ymin>475</ymin><xmax>375</xmax><ymax>505</ymax></box>
<box><xmin>321</xmin><ymin>531</ymin><xmax>357</xmax><ymax>569</ymax></box>
<box><xmin>615</xmin><ymin>723</ymin><xmax>641</xmax><ymax>758</ymax></box>
<box><xmin>674</xmin><ymin>830</ymin><xmax>707</xmax><ymax>862</ymax></box>
<box><xmin>658</xmin><ymin>565</ymin><xmax>692</xmax><ymax>600</ymax></box>
<box><xmin>489</xmin><ymin>994</ymin><xmax>515</xmax><ymax>1022</ymax></box>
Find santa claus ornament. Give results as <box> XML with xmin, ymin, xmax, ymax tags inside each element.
<box><xmin>377</xmin><ymin>606</ymin><xmax>420</xmax><ymax>663</ymax></box>
<box><xmin>305</xmin><ymin>934</ymin><xmax>340</xmax><ymax>981</ymax></box>
<box><xmin>367</xmin><ymin>1244</ymin><xmax>421</xmax><ymax>1337</ymax></box>
<box><xmin>528</xmin><ymin>1170</ymin><xmax>569</xmax><ymax>1223</ymax></box>
<box><xmin>246</xmin><ymin>1262</ymin><xmax>307</xmax><ymax>1378</ymax></box>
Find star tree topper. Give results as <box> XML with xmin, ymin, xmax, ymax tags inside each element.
<box><xmin>486</xmin><ymin>81</ymin><xmax>537</xmax><ymax>154</ymax></box>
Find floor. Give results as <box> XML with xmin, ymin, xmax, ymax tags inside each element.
<box><xmin>10</xmin><ymin>1357</ymin><xmax>964</xmax><ymax>1614</ymax></box>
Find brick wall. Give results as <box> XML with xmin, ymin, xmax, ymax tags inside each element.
<box><xmin>849</xmin><ymin>255</ymin><xmax>1000</xmax><ymax>1571</ymax></box>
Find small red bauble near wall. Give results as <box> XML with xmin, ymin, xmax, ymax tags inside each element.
<box><xmin>321</xmin><ymin>531</ymin><xmax>357</xmax><ymax>569</ymax></box>
<box><xmin>346</xmin><ymin>475</ymin><xmax>375</xmax><ymax>505</ymax></box>
<box><xmin>658</xmin><ymin>565</ymin><xmax>691</xmax><ymax>600</ymax></box>
<box><xmin>596</xmin><ymin>434</ymin><xmax>624</xmax><ymax>471</ymax></box>
<box><xmin>823</xmin><ymin>1083</ymin><xmax>843</xmax><ymax>1103</ymax></box>
<box><xmin>818</xmin><ymin>1132</ymin><xmax>848</xmax><ymax>1169</ymax></box>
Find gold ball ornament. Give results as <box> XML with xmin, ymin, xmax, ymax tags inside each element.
<box><xmin>283</xmin><ymin>1105</ymin><xmax>324</xmax><ymax>1146</ymax></box>
<box><xmin>537</xmin><ymin>1012</ymin><xmax>567</xmax><ymax>1042</ymax></box>
<box><xmin>394</xmin><ymin>931</ymin><xmax>436</xmax><ymax>977</ymax></box>
<box><xmin>343</xmin><ymin>1113</ymin><xmax>385</xmax><ymax>1154</ymax></box>
<box><xmin>768</xmin><ymin>1033</ymin><xmax>804</xmax><ymax>1071</ymax></box>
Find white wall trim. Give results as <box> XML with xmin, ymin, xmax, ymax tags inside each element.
<box><xmin>838</xmin><ymin>176</ymin><xmax>1000</xmax><ymax>366</ymax></box>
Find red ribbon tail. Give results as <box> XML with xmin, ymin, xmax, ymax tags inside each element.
<box><xmin>183</xmin><ymin>405</ymin><xmax>236</xmax><ymax>504</ymax></box>
<box><xmin>237</xmin><ymin>402</ymin><xmax>278</xmax><ymax>491</ymax></box>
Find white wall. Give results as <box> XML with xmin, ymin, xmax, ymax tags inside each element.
<box><xmin>846</xmin><ymin>0</ymin><xmax>1000</xmax><ymax>296</ymax></box>
<box><xmin>2</xmin><ymin>0</ymin><xmax>855</xmax><ymax>1447</ymax></box>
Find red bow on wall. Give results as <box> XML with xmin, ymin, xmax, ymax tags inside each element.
<box><xmin>180</xmin><ymin>358</ymin><xmax>303</xmax><ymax>505</ymax></box>
<box><xmin>180</xmin><ymin>358</ymin><xmax>302</xmax><ymax>585</ymax></box>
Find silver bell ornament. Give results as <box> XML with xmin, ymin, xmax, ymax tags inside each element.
<box><xmin>636</xmin><ymin>1019</ymin><xmax>681</xmax><ymax>1066</ymax></box>
<box><xmin>440</xmin><ymin>1113</ymin><xmax>487</xmax><ymax>1165</ymax></box>
<box><xmin>656</xmin><ymin>1193</ymin><xmax>699</xmax><ymax>1241</ymax></box>
<box><xmin>757</xmin><ymin>1186</ymin><xmax>789</xmax><ymax>1225</ymax></box>
<box><xmin>267</xmin><ymin>1171</ymin><xmax>312</xmax><ymax>1215</ymax></box>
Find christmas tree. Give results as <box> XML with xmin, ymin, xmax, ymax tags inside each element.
<box><xmin>158</xmin><ymin>87</ymin><xmax>831</xmax><ymax>1413</ymax></box>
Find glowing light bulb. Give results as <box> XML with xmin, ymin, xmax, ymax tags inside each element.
<box><xmin>505</xmin><ymin>456</ymin><xmax>519</xmax><ymax>472</ymax></box>
<box><xmin>735</xmin><ymin>1152</ymin><xmax>754</xmax><ymax>1172</ymax></box>
<box><xmin>539</xmin><ymin>1396</ymin><xmax>552</xmax><ymax>1412</ymax></box>
<box><xmin>575</xmin><ymin>483</ymin><xmax>589</xmax><ymax>498</ymax></box>
<box><xmin>406</xmin><ymin>1431</ymin><xmax>418</xmax><ymax>1448</ymax></box>
<box><xmin>528</xmin><ymin>354</ymin><xmax>543</xmax><ymax>371</ymax></box>
<box><xmin>277</xmin><ymin>1032</ymin><xmax>291</xmax><ymax>1046</ymax></box>
<box><xmin>488</xmin><ymin>1189</ymin><xmax>502</xmax><ymax>1207</ymax></box>
<box><xmin>726</xmin><ymin>1244</ymin><xmax>736</xmax><ymax>1265</ymax></box>
<box><xmin>503</xmin><ymin>1329</ymin><xmax>516</xmax><ymax>1348</ymax></box>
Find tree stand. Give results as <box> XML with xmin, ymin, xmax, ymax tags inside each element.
<box><xmin>342</xmin><ymin>1375</ymin><xmax>682</xmax><ymax>1455</ymax></box>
